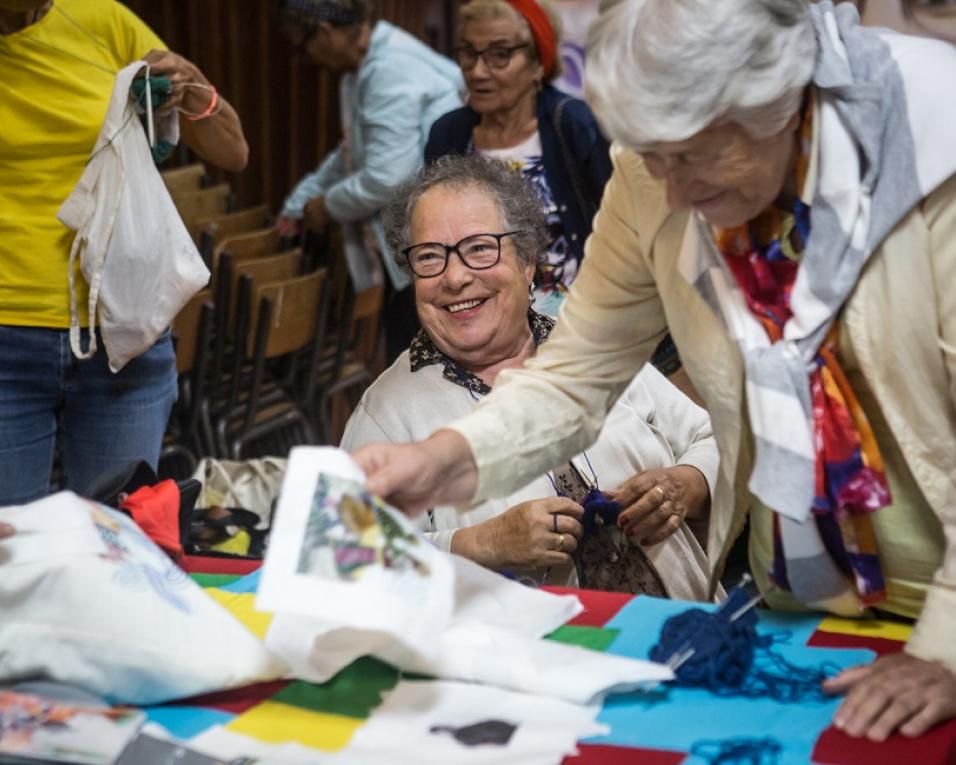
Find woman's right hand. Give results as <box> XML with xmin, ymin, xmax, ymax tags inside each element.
<box><xmin>453</xmin><ymin>498</ymin><xmax>584</xmax><ymax>571</ymax></box>
<box><xmin>353</xmin><ymin>429</ymin><xmax>479</xmax><ymax>516</ymax></box>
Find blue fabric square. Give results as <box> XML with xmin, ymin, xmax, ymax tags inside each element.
<box><xmin>588</xmin><ymin>597</ymin><xmax>874</xmax><ymax>764</ymax></box>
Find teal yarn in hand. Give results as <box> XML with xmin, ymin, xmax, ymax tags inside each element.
<box><xmin>649</xmin><ymin>582</ymin><xmax>840</xmax><ymax>703</ymax></box>
<box><xmin>150</xmin><ymin>139</ymin><xmax>176</xmax><ymax>165</ymax></box>
<box><xmin>131</xmin><ymin>76</ymin><xmax>173</xmax><ymax>109</ymax></box>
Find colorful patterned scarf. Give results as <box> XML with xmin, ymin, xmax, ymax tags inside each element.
<box><xmin>714</xmin><ymin>101</ymin><xmax>888</xmax><ymax>608</ymax></box>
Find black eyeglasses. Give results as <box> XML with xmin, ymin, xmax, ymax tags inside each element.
<box><xmin>401</xmin><ymin>231</ymin><xmax>522</xmax><ymax>278</ymax></box>
<box><xmin>454</xmin><ymin>43</ymin><xmax>530</xmax><ymax>71</ymax></box>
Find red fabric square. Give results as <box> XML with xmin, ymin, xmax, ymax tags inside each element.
<box><xmin>807</xmin><ymin>630</ymin><xmax>903</xmax><ymax>657</ymax></box>
<box><xmin>812</xmin><ymin>721</ymin><xmax>956</xmax><ymax>765</ymax></box>
<box><xmin>563</xmin><ymin>743</ymin><xmax>685</xmax><ymax>764</ymax></box>
<box><xmin>180</xmin><ymin>554</ymin><xmax>263</xmax><ymax>575</ymax></box>
<box><xmin>171</xmin><ymin>680</ymin><xmax>291</xmax><ymax>714</ymax></box>
<box><xmin>545</xmin><ymin>586</ymin><xmax>633</xmax><ymax>627</ymax></box>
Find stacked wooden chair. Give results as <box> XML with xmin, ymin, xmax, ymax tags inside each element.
<box><xmin>158</xmin><ymin>161</ymin><xmax>385</xmax><ymax>468</ymax></box>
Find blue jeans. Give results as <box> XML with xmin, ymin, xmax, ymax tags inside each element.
<box><xmin>0</xmin><ymin>326</ymin><xmax>177</xmax><ymax>505</ymax></box>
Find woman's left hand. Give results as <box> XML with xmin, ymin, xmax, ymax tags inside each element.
<box><xmin>607</xmin><ymin>465</ymin><xmax>709</xmax><ymax>545</ymax></box>
<box><xmin>824</xmin><ymin>653</ymin><xmax>956</xmax><ymax>741</ymax></box>
<box><xmin>143</xmin><ymin>49</ymin><xmax>212</xmax><ymax>116</ymax></box>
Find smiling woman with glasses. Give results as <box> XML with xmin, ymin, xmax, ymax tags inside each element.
<box><xmin>426</xmin><ymin>0</ymin><xmax>693</xmax><ymax>399</ymax></box>
<box><xmin>342</xmin><ymin>153</ymin><xmax>717</xmax><ymax>601</ymax></box>
<box><xmin>425</xmin><ymin>0</ymin><xmax>609</xmax><ymax>316</ymax></box>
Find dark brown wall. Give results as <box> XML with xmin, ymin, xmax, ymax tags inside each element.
<box><xmin>125</xmin><ymin>1</ymin><xmax>455</xmax><ymax>212</ymax></box>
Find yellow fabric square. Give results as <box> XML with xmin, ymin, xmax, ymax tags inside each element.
<box><xmin>206</xmin><ymin>590</ymin><xmax>273</xmax><ymax>640</ymax></box>
<box><xmin>226</xmin><ymin>701</ymin><xmax>362</xmax><ymax>752</ymax></box>
<box><xmin>817</xmin><ymin>616</ymin><xmax>912</xmax><ymax>643</ymax></box>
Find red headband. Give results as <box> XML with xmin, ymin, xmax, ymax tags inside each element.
<box><xmin>505</xmin><ymin>0</ymin><xmax>557</xmax><ymax>80</ymax></box>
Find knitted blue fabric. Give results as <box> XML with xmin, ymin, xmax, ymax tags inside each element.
<box><xmin>580</xmin><ymin>488</ymin><xmax>620</xmax><ymax>536</ymax></box>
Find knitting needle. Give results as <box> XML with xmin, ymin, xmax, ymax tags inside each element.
<box><xmin>666</xmin><ymin>574</ymin><xmax>763</xmax><ymax>672</ymax></box>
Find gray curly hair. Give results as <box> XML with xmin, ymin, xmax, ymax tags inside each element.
<box><xmin>383</xmin><ymin>154</ymin><xmax>550</xmax><ymax>276</ymax></box>
<box><xmin>585</xmin><ymin>0</ymin><xmax>817</xmax><ymax>147</ymax></box>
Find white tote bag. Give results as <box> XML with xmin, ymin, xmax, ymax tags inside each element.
<box><xmin>58</xmin><ymin>61</ymin><xmax>210</xmax><ymax>372</ymax></box>
<box><xmin>191</xmin><ymin>456</ymin><xmax>286</xmax><ymax>526</ymax></box>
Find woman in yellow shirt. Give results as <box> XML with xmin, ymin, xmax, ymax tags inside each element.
<box><xmin>0</xmin><ymin>0</ymin><xmax>247</xmax><ymax>504</ymax></box>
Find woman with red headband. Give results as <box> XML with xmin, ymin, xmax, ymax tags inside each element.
<box><xmin>426</xmin><ymin>0</ymin><xmax>608</xmax><ymax>318</ymax></box>
<box><xmin>426</xmin><ymin>0</ymin><xmax>688</xmax><ymax>390</ymax></box>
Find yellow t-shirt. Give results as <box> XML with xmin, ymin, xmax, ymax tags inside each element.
<box><xmin>0</xmin><ymin>0</ymin><xmax>164</xmax><ymax>328</ymax></box>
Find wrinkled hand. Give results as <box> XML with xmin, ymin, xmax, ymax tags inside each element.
<box><xmin>303</xmin><ymin>196</ymin><xmax>330</xmax><ymax>232</ymax></box>
<box><xmin>455</xmin><ymin>497</ymin><xmax>584</xmax><ymax>572</ymax></box>
<box><xmin>0</xmin><ymin>522</ymin><xmax>14</xmax><ymax>540</ymax></box>
<box><xmin>607</xmin><ymin>465</ymin><xmax>709</xmax><ymax>545</ymax></box>
<box><xmin>824</xmin><ymin>653</ymin><xmax>956</xmax><ymax>741</ymax></box>
<box><xmin>143</xmin><ymin>49</ymin><xmax>212</xmax><ymax>116</ymax></box>
<box><xmin>353</xmin><ymin>429</ymin><xmax>478</xmax><ymax>516</ymax></box>
<box><xmin>276</xmin><ymin>215</ymin><xmax>301</xmax><ymax>238</ymax></box>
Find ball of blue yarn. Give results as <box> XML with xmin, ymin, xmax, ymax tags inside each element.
<box><xmin>649</xmin><ymin>586</ymin><xmax>839</xmax><ymax>702</ymax></box>
<box><xmin>649</xmin><ymin>605</ymin><xmax>763</xmax><ymax>689</ymax></box>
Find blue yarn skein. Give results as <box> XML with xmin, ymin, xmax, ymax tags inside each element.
<box><xmin>650</xmin><ymin>585</ymin><xmax>769</xmax><ymax>689</ymax></box>
<box><xmin>580</xmin><ymin>487</ymin><xmax>620</xmax><ymax>536</ymax></box>
<box><xmin>649</xmin><ymin>584</ymin><xmax>840</xmax><ymax>702</ymax></box>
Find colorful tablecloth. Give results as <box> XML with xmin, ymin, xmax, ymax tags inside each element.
<box><xmin>158</xmin><ymin>561</ymin><xmax>956</xmax><ymax>764</ymax></box>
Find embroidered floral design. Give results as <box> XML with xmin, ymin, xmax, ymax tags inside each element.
<box><xmin>89</xmin><ymin>504</ymin><xmax>191</xmax><ymax>613</ymax></box>
<box><xmin>298</xmin><ymin>473</ymin><xmax>429</xmax><ymax>581</ymax></box>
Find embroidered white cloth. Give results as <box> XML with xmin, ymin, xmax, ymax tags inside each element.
<box><xmin>257</xmin><ymin>447</ymin><xmax>673</xmax><ymax>703</ymax></box>
<box><xmin>328</xmin><ymin>680</ymin><xmax>606</xmax><ymax>765</ymax></box>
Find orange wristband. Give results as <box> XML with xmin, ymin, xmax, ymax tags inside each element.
<box><xmin>185</xmin><ymin>85</ymin><xmax>218</xmax><ymax>121</ymax></box>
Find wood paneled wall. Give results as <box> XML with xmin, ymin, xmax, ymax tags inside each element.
<box><xmin>125</xmin><ymin>1</ymin><xmax>456</xmax><ymax>212</ymax></box>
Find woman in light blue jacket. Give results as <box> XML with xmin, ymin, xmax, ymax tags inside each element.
<box><xmin>277</xmin><ymin>0</ymin><xmax>463</xmax><ymax>360</ymax></box>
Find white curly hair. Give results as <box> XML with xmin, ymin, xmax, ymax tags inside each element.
<box><xmin>584</xmin><ymin>0</ymin><xmax>817</xmax><ymax>147</ymax></box>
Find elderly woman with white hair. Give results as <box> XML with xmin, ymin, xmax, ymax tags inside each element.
<box><xmin>354</xmin><ymin>0</ymin><xmax>956</xmax><ymax>740</ymax></box>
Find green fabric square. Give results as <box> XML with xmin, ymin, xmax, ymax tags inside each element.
<box><xmin>547</xmin><ymin>625</ymin><xmax>620</xmax><ymax>652</ymax></box>
<box><xmin>272</xmin><ymin>656</ymin><xmax>400</xmax><ymax>719</ymax></box>
<box><xmin>191</xmin><ymin>573</ymin><xmax>242</xmax><ymax>588</ymax></box>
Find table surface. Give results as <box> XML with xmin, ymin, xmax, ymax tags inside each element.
<box><xmin>170</xmin><ymin>555</ymin><xmax>956</xmax><ymax>765</ymax></box>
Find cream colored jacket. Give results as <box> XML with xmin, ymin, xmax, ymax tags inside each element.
<box><xmin>451</xmin><ymin>145</ymin><xmax>956</xmax><ymax>672</ymax></box>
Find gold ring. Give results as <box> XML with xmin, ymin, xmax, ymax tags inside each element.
<box><xmin>655</xmin><ymin>485</ymin><xmax>666</xmax><ymax>501</ymax></box>
<box><xmin>556</xmin><ymin>533</ymin><xmax>566</xmax><ymax>552</ymax></box>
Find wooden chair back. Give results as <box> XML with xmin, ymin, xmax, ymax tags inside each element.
<box><xmin>174</xmin><ymin>183</ymin><xmax>232</xmax><ymax>242</ymax></box>
<box><xmin>212</xmin><ymin>227</ymin><xmax>283</xmax><ymax>275</ymax></box>
<box><xmin>252</xmin><ymin>269</ymin><xmax>327</xmax><ymax>359</ymax></box>
<box><xmin>198</xmin><ymin>205</ymin><xmax>272</xmax><ymax>263</ymax></box>
<box><xmin>232</xmin><ymin>249</ymin><xmax>303</xmax><ymax>328</ymax></box>
<box><xmin>161</xmin><ymin>162</ymin><xmax>205</xmax><ymax>195</ymax></box>
<box><xmin>171</xmin><ymin>289</ymin><xmax>212</xmax><ymax>375</ymax></box>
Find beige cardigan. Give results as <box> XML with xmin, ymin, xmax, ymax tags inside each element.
<box><xmin>451</xmin><ymin>145</ymin><xmax>956</xmax><ymax>673</ymax></box>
